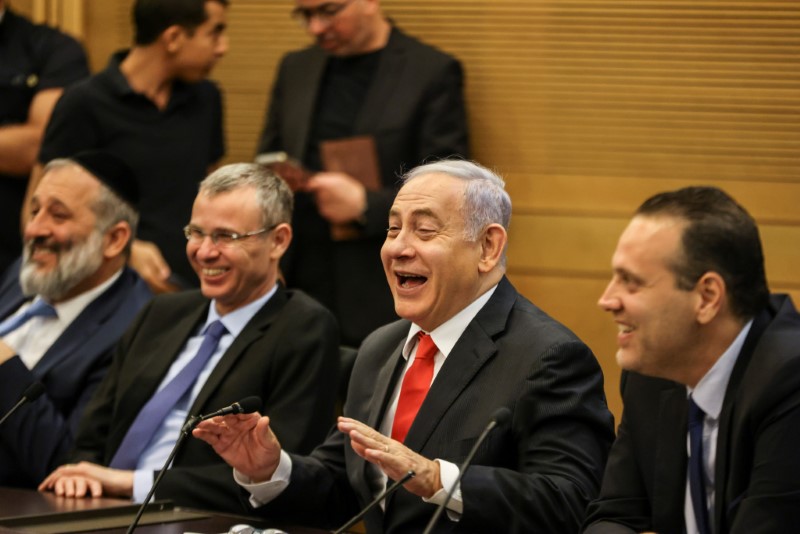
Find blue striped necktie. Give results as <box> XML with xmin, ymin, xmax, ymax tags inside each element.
<box><xmin>688</xmin><ymin>396</ymin><xmax>712</xmax><ymax>534</ymax></box>
<box><xmin>0</xmin><ymin>299</ymin><xmax>58</xmax><ymax>337</ymax></box>
<box><xmin>109</xmin><ymin>320</ymin><xmax>228</xmax><ymax>469</ymax></box>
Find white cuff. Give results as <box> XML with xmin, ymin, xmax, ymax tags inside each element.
<box><xmin>422</xmin><ymin>459</ymin><xmax>462</xmax><ymax>520</ymax></box>
<box><xmin>234</xmin><ymin>450</ymin><xmax>293</xmax><ymax>508</ymax></box>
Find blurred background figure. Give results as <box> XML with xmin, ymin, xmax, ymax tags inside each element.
<box><xmin>0</xmin><ymin>0</ymin><xmax>89</xmax><ymax>274</ymax></box>
<box><xmin>30</xmin><ymin>0</ymin><xmax>229</xmax><ymax>293</ymax></box>
<box><xmin>258</xmin><ymin>0</ymin><xmax>469</xmax><ymax>346</ymax></box>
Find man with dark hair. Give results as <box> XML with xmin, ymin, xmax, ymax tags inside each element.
<box><xmin>29</xmin><ymin>0</ymin><xmax>228</xmax><ymax>293</ymax></box>
<box><xmin>584</xmin><ymin>186</ymin><xmax>800</xmax><ymax>533</ymax></box>
<box><xmin>259</xmin><ymin>0</ymin><xmax>469</xmax><ymax>346</ymax></box>
<box><xmin>133</xmin><ymin>0</ymin><xmax>228</xmax><ymax>44</ymax></box>
<box><xmin>195</xmin><ymin>160</ymin><xmax>614</xmax><ymax>533</ymax></box>
<box><xmin>0</xmin><ymin>0</ymin><xmax>89</xmax><ymax>274</ymax></box>
<box><xmin>40</xmin><ymin>164</ymin><xmax>339</xmax><ymax>515</ymax></box>
<box><xmin>0</xmin><ymin>152</ymin><xmax>151</xmax><ymax>488</ymax></box>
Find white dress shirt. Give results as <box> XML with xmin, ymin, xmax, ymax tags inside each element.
<box><xmin>684</xmin><ymin>320</ymin><xmax>752</xmax><ymax>534</ymax></box>
<box><xmin>4</xmin><ymin>270</ymin><xmax>122</xmax><ymax>369</ymax></box>
<box><xmin>238</xmin><ymin>284</ymin><xmax>499</xmax><ymax>521</ymax></box>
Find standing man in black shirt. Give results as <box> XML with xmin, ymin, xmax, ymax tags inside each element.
<box><xmin>259</xmin><ymin>0</ymin><xmax>469</xmax><ymax>346</ymax></box>
<box><xmin>31</xmin><ymin>0</ymin><xmax>228</xmax><ymax>293</ymax></box>
<box><xmin>0</xmin><ymin>0</ymin><xmax>89</xmax><ymax>274</ymax></box>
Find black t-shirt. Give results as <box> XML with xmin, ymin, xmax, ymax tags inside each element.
<box><xmin>39</xmin><ymin>51</ymin><xmax>225</xmax><ymax>286</ymax></box>
<box><xmin>0</xmin><ymin>9</ymin><xmax>89</xmax><ymax>273</ymax></box>
<box><xmin>303</xmin><ymin>49</ymin><xmax>382</xmax><ymax>171</ymax></box>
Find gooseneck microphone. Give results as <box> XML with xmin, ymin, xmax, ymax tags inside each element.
<box><xmin>199</xmin><ymin>395</ymin><xmax>262</xmax><ymax>421</ymax></box>
<box><xmin>332</xmin><ymin>470</ymin><xmax>416</xmax><ymax>534</ymax></box>
<box><xmin>0</xmin><ymin>382</ymin><xmax>45</xmax><ymax>427</ymax></box>
<box><xmin>421</xmin><ymin>407</ymin><xmax>512</xmax><ymax>534</ymax></box>
<box><xmin>125</xmin><ymin>396</ymin><xmax>263</xmax><ymax>534</ymax></box>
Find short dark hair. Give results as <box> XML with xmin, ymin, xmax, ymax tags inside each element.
<box><xmin>133</xmin><ymin>0</ymin><xmax>228</xmax><ymax>45</ymax></box>
<box><xmin>636</xmin><ymin>186</ymin><xmax>769</xmax><ymax>320</ymax></box>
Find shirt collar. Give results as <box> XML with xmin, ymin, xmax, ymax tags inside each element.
<box><xmin>206</xmin><ymin>284</ymin><xmax>278</xmax><ymax>338</ymax></box>
<box><xmin>402</xmin><ymin>284</ymin><xmax>498</xmax><ymax>359</ymax></box>
<box><xmin>47</xmin><ymin>269</ymin><xmax>124</xmax><ymax>326</ymax></box>
<box><xmin>688</xmin><ymin>319</ymin><xmax>753</xmax><ymax>420</ymax></box>
<box><xmin>103</xmin><ymin>49</ymin><xmax>194</xmax><ymax>108</ymax></box>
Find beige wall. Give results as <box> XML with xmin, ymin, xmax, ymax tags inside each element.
<box><xmin>21</xmin><ymin>0</ymin><xmax>800</xmax><ymax>422</ymax></box>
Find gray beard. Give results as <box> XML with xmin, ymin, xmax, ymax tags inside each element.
<box><xmin>20</xmin><ymin>230</ymin><xmax>104</xmax><ymax>301</ymax></box>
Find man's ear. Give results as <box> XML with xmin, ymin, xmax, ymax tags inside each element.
<box><xmin>478</xmin><ymin>224</ymin><xmax>507</xmax><ymax>274</ymax></box>
<box><xmin>269</xmin><ymin>223</ymin><xmax>293</xmax><ymax>260</ymax></box>
<box><xmin>161</xmin><ymin>25</ymin><xmax>186</xmax><ymax>54</ymax></box>
<box><xmin>695</xmin><ymin>271</ymin><xmax>726</xmax><ymax>325</ymax></box>
<box><xmin>103</xmin><ymin>222</ymin><xmax>133</xmax><ymax>260</ymax></box>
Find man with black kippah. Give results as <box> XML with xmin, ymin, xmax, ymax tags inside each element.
<box><xmin>0</xmin><ymin>151</ymin><xmax>152</xmax><ymax>488</ymax></box>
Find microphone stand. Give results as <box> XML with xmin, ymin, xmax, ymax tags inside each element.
<box><xmin>124</xmin><ymin>415</ymin><xmax>199</xmax><ymax>534</ymax></box>
<box><xmin>332</xmin><ymin>470</ymin><xmax>415</xmax><ymax>534</ymax></box>
<box><xmin>420</xmin><ymin>412</ymin><xmax>506</xmax><ymax>534</ymax></box>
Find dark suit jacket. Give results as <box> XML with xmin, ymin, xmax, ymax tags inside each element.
<box><xmin>70</xmin><ymin>285</ymin><xmax>339</xmax><ymax>513</ymax></box>
<box><xmin>258</xmin><ymin>26</ymin><xmax>469</xmax><ymax>346</ymax></box>
<box><xmin>0</xmin><ymin>260</ymin><xmax>152</xmax><ymax>487</ymax></box>
<box><xmin>250</xmin><ymin>277</ymin><xmax>615</xmax><ymax>533</ymax></box>
<box><xmin>584</xmin><ymin>294</ymin><xmax>800</xmax><ymax>534</ymax></box>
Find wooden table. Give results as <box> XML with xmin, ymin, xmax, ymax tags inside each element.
<box><xmin>0</xmin><ymin>487</ymin><xmax>325</xmax><ymax>533</ymax></box>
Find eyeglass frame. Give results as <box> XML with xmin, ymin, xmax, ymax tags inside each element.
<box><xmin>290</xmin><ymin>0</ymin><xmax>355</xmax><ymax>28</ymax></box>
<box><xmin>183</xmin><ymin>223</ymin><xmax>278</xmax><ymax>247</ymax></box>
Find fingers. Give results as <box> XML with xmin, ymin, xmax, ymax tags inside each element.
<box><xmin>53</xmin><ymin>475</ymin><xmax>100</xmax><ymax>498</ymax></box>
<box><xmin>337</xmin><ymin>417</ymin><xmax>442</xmax><ymax>498</ymax></box>
<box><xmin>130</xmin><ymin>240</ymin><xmax>175</xmax><ymax>293</ymax></box>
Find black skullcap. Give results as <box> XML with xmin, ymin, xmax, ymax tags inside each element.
<box><xmin>69</xmin><ymin>150</ymin><xmax>139</xmax><ymax>207</ymax></box>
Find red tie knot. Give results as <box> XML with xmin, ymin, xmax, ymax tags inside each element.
<box><xmin>416</xmin><ymin>332</ymin><xmax>438</xmax><ymax>361</ymax></box>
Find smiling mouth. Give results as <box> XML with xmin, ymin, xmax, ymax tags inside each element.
<box><xmin>396</xmin><ymin>272</ymin><xmax>427</xmax><ymax>289</ymax></box>
<box><xmin>202</xmin><ymin>268</ymin><xmax>228</xmax><ymax>277</ymax></box>
<box><xmin>617</xmin><ymin>324</ymin><xmax>635</xmax><ymax>334</ymax></box>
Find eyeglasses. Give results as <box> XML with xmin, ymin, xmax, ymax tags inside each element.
<box><xmin>183</xmin><ymin>224</ymin><xmax>277</xmax><ymax>247</ymax></box>
<box><xmin>291</xmin><ymin>0</ymin><xmax>354</xmax><ymax>28</ymax></box>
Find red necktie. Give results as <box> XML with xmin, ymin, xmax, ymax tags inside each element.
<box><xmin>391</xmin><ymin>332</ymin><xmax>437</xmax><ymax>443</ymax></box>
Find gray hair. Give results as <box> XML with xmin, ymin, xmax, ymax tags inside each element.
<box><xmin>403</xmin><ymin>159</ymin><xmax>511</xmax><ymax>235</ymax></box>
<box><xmin>199</xmin><ymin>163</ymin><xmax>293</xmax><ymax>227</ymax></box>
<box><xmin>41</xmin><ymin>159</ymin><xmax>139</xmax><ymax>256</ymax></box>
<box><xmin>402</xmin><ymin>159</ymin><xmax>511</xmax><ymax>267</ymax></box>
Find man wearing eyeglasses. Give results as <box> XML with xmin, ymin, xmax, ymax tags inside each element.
<box><xmin>39</xmin><ymin>164</ymin><xmax>340</xmax><ymax>514</ymax></box>
<box><xmin>257</xmin><ymin>0</ymin><xmax>470</xmax><ymax>347</ymax></box>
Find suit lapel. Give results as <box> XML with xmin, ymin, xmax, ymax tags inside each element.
<box><xmin>714</xmin><ymin>306</ymin><xmax>773</xmax><ymax>530</ymax></box>
<box><xmin>34</xmin><ymin>272</ymin><xmax>129</xmax><ymax>376</ymax></box>
<box><xmin>366</xmin><ymin>338</ymin><xmax>406</xmax><ymax>431</ymax></box>
<box><xmin>287</xmin><ymin>49</ymin><xmax>327</xmax><ymax>158</ymax></box>
<box><xmin>188</xmin><ymin>287</ymin><xmax>288</xmax><ymax>414</ymax></box>
<box><xmin>355</xmin><ymin>28</ymin><xmax>405</xmax><ymax>135</ymax></box>
<box><xmin>652</xmin><ymin>385</ymin><xmax>689</xmax><ymax>532</ymax></box>
<box><xmin>123</xmin><ymin>300</ymin><xmax>208</xmax><ymax>413</ymax></box>
<box><xmin>0</xmin><ymin>261</ymin><xmax>26</xmax><ymax>320</ymax></box>
<box><xmin>403</xmin><ymin>277</ymin><xmax>515</xmax><ymax>453</ymax></box>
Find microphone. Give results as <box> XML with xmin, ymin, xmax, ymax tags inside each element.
<box><xmin>125</xmin><ymin>396</ymin><xmax>263</xmax><ymax>534</ymax></box>
<box><xmin>421</xmin><ymin>407</ymin><xmax>512</xmax><ymax>534</ymax></box>
<box><xmin>0</xmin><ymin>382</ymin><xmax>45</xmax><ymax>427</ymax></box>
<box><xmin>332</xmin><ymin>470</ymin><xmax>416</xmax><ymax>534</ymax></box>
<box><xmin>199</xmin><ymin>395</ymin><xmax>262</xmax><ymax>421</ymax></box>
<box><xmin>180</xmin><ymin>396</ymin><xmax>262</xmax><ymax>434</ymax></box>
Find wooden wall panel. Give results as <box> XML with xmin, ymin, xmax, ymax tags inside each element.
<box><xmin>70</xmin><ymin>0</ymin><xmax>800</xmax><ymax>425</ymax></box>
